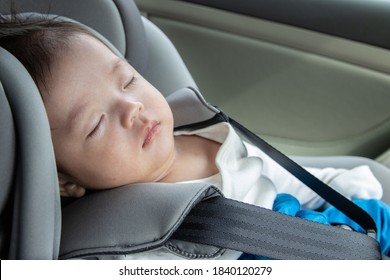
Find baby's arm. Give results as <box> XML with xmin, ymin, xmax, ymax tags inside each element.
<box><xmin>304</xmin><ymin>165</ymin><xmax>382</xmax><ymax>208</ymax></box>
<box><xmin>244</xmin><ymin>142</ymin><xmax>383</xmax><ymax>209</ymax></box>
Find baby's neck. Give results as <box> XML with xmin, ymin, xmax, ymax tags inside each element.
<box><xmin>158</xmin><ymin>135</ymin><xmax>220</xmax><ymax>183</ymax></box>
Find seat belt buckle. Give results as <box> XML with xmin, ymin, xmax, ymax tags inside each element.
<box><xmin>334</xmin><ymin>224</ymin><xmax>377</xmax><ymax>240</ymax></box>
<box><xmin>366</xmin><ymin>228</ymin><xmax>377</xmax><ymax>240</ymax></box>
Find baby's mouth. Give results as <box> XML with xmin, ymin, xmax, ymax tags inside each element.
<box><xmin>143</xmin><ymin>121</ymin><xmax>161</xmax><ymax>148</ymax></box>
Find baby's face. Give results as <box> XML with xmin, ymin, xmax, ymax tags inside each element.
<box><xmin>43</xmin><ymin>34</ymin><xmax>176</xmax><ymax>190</ymax></box>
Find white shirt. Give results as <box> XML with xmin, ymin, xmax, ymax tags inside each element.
<box><xmin>178</xmin><ymin>122</ymin><xmax>382</xmax><ymax>209</ymax></box>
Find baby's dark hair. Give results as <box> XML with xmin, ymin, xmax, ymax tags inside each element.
<box><xmin>0</xmin><ymin>13</ymin><xmax>97</xmax><ymax>95</ymax></box>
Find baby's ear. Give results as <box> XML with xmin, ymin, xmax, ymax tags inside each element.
<box><xmin>58</xmin><ymin>173</ymin><xmax>86</xmax><ymax>198</ymax></box>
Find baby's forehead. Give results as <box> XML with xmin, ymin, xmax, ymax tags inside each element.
<box><xmin>73</xmin><ymin>32</ymin><xmax>124</xmax><ymax>59</ymax></box>
<box><xmin>49</xmin><ymin>34</ymin><xmax>118</xmax><ymax>73</ymax></box>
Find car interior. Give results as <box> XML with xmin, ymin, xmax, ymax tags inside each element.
<box><xmin>0</xmin><ymin>0</ymin><xmax>389</xmax><ymax>260</ymax></box>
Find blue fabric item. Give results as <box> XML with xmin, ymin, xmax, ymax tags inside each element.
<box><xmin>239</xmin><ymin>194</ymin><xmax>390</xmax><ymax>259</ymax></box>
<box><xmin>271</xmin><ymin>193</ymin><xmax>300</xmax><ymax>215</ymax></box>
<box><xmin>296</xmin><ymin>210</ymin><xmax>329</xmax><ymax>224</ymax></box>
<box><xmin>272</xmin><ymin>193</ymin><xmax>330</xmax><ymax>224</ymax></box>
<box><xmin>323</xmin><ymin>199</ymin><xmax>390</xmax><ymax>255</ymax></box>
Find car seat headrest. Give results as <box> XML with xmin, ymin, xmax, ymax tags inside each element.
<box><xmin>0</xmin><ymin>0</ymin><xmax>148</xmax><ymax>74</ymax></box>
<box><xmin>0</xmin><ymin>47</ymin><xmax>61</xmax><ymax>259</ymax></box>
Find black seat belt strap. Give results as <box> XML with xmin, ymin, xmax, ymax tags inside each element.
<box><xmin>173</xmin><ymin>196</ymin><xmax>382</xmax><ymax>259</ymax></box>
<box><xmin>227</xmin><ymin>116</ymin><xmax>377</xmax><ymax>237</ymax></box>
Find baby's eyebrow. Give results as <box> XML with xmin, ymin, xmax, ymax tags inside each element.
<box><xmin>109</xmin><ymin>57</ymin><xmax>126</xmax><ymax>75</ymax></box>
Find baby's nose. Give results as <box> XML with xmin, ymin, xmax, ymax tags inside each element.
<box><xmin>121</xmin><ymin>100</ymin><xmax>144</xmax><ymax>128</ymax></box>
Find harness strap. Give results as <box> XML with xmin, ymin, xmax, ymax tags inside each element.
<box><xmin>173</xmin><ymin>196</ymin><xmax>382</xmax><ymax>259</ymax></box>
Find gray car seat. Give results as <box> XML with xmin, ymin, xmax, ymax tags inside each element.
<box><xmin>1</xmin><ymin>0</ymin><xmax>390</xmax><ymax>259</ymax></box>
<box><xmin>0</xmin><ymin>47</ymin><xmax>60</xmax><ymax>259</ymax></box>
<box><xmin>0</xmin><ymin>0</ymin><xmax>196</xmax><ymax>260</ymax></box>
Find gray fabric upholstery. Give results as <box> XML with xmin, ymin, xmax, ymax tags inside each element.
<box><xmin>167</xmin><ymin>87</ymin><xmax>219</xmax><ymax>128</ymax></box>
<box><xmin>141</xmin><ymin>18</ymin><xmax>197</xmax><ymax>96</ymax></box>
<box><xmin>0</xmin><ymin>47</ymin><xmax>60</xmax><ymax>259</ymax></box>
<box><xmin>0</xmin><ymin>0</ymin><xmax>197</xmax><ymax>95</ymax></box>
<box><xmin>60</xmin><ymin>183</ymin><xmax>222</xmax><ymax>259</ymax></box>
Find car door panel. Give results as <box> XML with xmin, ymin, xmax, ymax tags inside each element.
<box><xmin>135</xmin><ymin>0</ymin><xmax>390</xmax><ymax>159</ymax></box>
